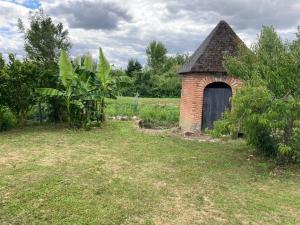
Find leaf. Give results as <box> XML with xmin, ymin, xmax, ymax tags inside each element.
<box><xmin>118</xmin><ymin>75</ymin><xmax>133</xmax><ymax>84</ymax></box>
<box><xmin>36</xmin><ymin>88</ymin><xmax>64</xmax><ymax>97</ymax></box>
<box><xmin>59</xmin><ymin>50</ymin><xmax>75</xmax><ymax>88</ymax></box>
<box><xmin>84</xmin><ymin>53</ymin><xmax>93</xmax><ymax>72</ymax></box>
<box><xmin>71</xmin><ymin>100</ymin><xmax>84</xmax><ymax>109</ymax></box>
<box><xmin>97</xmin><ymin>48</ymin><xmax>111</xmax><ymax>84</ymax></box>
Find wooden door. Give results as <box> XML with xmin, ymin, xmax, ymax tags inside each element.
<box><xmin>202</xmin><ymin>83</ymin><xmax>232</xmax><ymax>130</ymax></box>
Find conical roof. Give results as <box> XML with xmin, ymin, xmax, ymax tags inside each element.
<box><xmin>179</xmin><ymin>20</ymin><xmax>244</xmax><ymax>74</ymax></box>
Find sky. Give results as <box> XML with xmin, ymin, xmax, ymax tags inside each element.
<box><xmin>0</xmin><ymin>0</ymin><xmax>300</xmax><ymax>68</ymax></box>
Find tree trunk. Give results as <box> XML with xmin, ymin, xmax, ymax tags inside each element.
<box><xmin>38</xmin><ymin>101</ymin><xmax>43</xmax><ymax>124</ymax></box>
<box><xmin>99</xmin><ymin>98</ymin><xmax>105</xmax><ymax>122</ymax></box>
<box><xmin>18</xmin><ymin>111</ymin><xmax>25</xmax><ymax>127</ymax></box>
<box><xmin>66</xmin><ymin>98</ymin><xmax>71</xmax><ymax>127</ymax></box>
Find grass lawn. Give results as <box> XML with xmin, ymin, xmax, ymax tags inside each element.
<box><xmin>0</xmin><ymin>121</ymin><xmax>300</xmax><ymax>224</ymax></box>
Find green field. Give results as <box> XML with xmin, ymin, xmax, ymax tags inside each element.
<box><xmin>107</xmin><ymin>97</ymin><xmax>179</xmax><ymax>107</ymax></box>
<box><xmin>1</xmin><ymin>121</ymin><xmax>300</xmax><ymax>224</ymax></box>
<box><xmin>106</xmin><ymin>97</ymin><xmax>180</xmax><ymax>128</ymax></box>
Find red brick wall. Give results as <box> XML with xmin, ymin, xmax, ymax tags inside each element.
<box><xmin>180</xmin><ymin>73</ymin><xmax>243</xmax><ymax>132</ymax></box>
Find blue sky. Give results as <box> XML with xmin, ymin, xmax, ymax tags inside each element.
<box><xmin>0</xmin><ymin>0</ymin><xmax>299</xmax><ymax>67</ymax></box>
<box><xmin>11</xmin><ymin>0</ymin><xmax>40</xmax><ymax>9</ymax></box>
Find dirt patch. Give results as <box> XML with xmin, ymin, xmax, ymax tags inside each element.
<box><xmin>152</xmin><ymin>187</ymin><xmax>228</xmax><ymax>225</ymax></box>
<box><xmin>136</xmin><ymin>123</ymin><xmax>220</xmax><ymax>143</ymax></box>
<box><xmin>0</xmin><ymin>150</ymin><xmax>27</xmax><ymax>167</ymax></box>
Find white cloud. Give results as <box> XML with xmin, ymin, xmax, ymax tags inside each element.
<box><xmin>0</xmin><ymin>1</ymin><xmax>31</xmax><ymax>56</ymax></box>
<box><xmin>1</xmin><ymin>0</ymin><xmax>299</xmax><ymax>67</ymax></box>
<box><xmin>0</xmin><ymin>1</ymin><xmax>29</xmax><ymax>28</ymax></box>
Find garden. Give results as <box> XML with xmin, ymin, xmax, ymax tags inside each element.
<box><xmin>0</xmin><ymin>9</ymin><xmax>300</xmax><ymax>225</ymax></box>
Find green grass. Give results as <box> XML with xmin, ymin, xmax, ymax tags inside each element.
<box><xmin>106</xmin><ymin>97</ymin><xmax>179</xmax><ymax>128</ymax></box>
<box><xmin>0</xmin><ymin>121</ymin><xmax>300</xmax><ymax>224</ymax></box>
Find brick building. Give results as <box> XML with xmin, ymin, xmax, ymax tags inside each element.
<box><xmin>179</xmin><ymin>21</ymin><xmax>244</xmax><ymax>132</ymax></box>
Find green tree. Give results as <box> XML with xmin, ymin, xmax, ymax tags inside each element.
<box><xmin>19</xmin><ymin>9</ymin><xmax>71</xmax><ymax>64</ymax></box>
<box><xmin>212</xmin><ymin>25</ymin><xmax>300</xmax><ymax>163</ymax></box>
<box><xmin>0</xmin><ymin>53</ymin><xmax>4</xmax><ymax>70</ymax></box>
<box><xmin>19</xmin><ymin>9</ymin><xmax>71</xmax><ymax>122</ymax></box>
<box><xmin>125</xmin><ymin>59</ymin><xmax>142</xmax><ymax>77</ymax></box>
<box><xmin>225</xmin><ymin>26</ymin><xmax>299</xmax><ymax>98</ymax></box>
<box><xmin>0</xmin><ymin>54</ymin><xmax>39</xmax><ymax>125</ymax></box>
<box><xmin>110</xmin><ymin>67</ymin><xmax>134</xmax><ymax>96</ymax></box>
<box><xmin>146</xmin><ymin>41</ymin><xmax>167</xmax><ymax>74</ymax></box>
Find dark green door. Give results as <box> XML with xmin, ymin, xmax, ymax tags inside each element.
<box><xmin>202</xmin><ymin>82</ymin><xmax>232</xmax><ymax>130</ymax></box>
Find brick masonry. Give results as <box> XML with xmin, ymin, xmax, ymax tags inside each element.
<box><xmin>179</xmin><ymin>73</ymin><xmax>243</xmax><ymax>132</ymax></box>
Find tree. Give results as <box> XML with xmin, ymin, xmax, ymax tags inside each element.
<box><xmin>146</xmin><ymin>41</ymin><xmax>167</xmax><ymax>73</ymax></box>
<box><xmin>125</xmin><ymin>59</ymin><xmax>142</xmax><ymax>77</ymax></box>
<box><xmin>19</xmin><ymin>9</ymin><xmax>71</xmax><ymax>64</ymax></box>
<box><xmin>212</xmin><ymin>25</ymin><xmax>300</xmax><ymax>163</ymax></box>
<box><xmin>225</xmin><ymin>26</ymin><xmax>300</xmax><ymax>98</ymax></box>
<box><xmin>0</xmin><ymin>53</ymin><xmax>4</xmax><ymax>70</ymax></box>
<box><xmin>18</xmin><ymin>9</ymin><xmax>71</xmax><ymax>122</ymax></box>
<box><xmin>0</xmin><ymin>54</ymin><xmax>39</xmax><ymax>125</ymax></box>
<box><xmin>110</xmin><ymin>67</ymin><xmax>134</xmax><ymax>96</ymax></box>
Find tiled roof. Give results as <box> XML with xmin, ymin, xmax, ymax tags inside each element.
<box><xmin>179</xmin><ymin>20</ymin><xmax>245</xmax><ymax>74</ymax></box>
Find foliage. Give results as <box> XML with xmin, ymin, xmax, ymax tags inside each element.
<box><xmin>106</xmin><ymin>97</ymin><xmax>179</xmax><ymax>128</ymax></box>
<box><xmin>19</xmin><ymin>9</ymin><xmax>71</xmax><ymax>64</ymax></box>
<box><xmin>37</xmin><ymin>48</ymin><xmax>114</xmax><ymax>128</ymax></box>
<box><xmin>225</xmin><ymin>26</ymin><xmax>300</xmax><ymax>98</ymax></box>
<box><xmin>18</xmin><ymin>9</ymin><xmax>71</xmax><ymax>122</ymax></box>
<box><xmin>151</xmin><ymin>63</ymin><xmax>182</xmax><ymax>97</ymax></box>
<box><xmin>121</xmin><ymin>45</ymin><xmax>187</xmax><ymax>97</ymax></box>
<box><xmin>0</xmin><ymin>105</ymin><xmax>17</xmax><ymax>131</ymax></box>
<box><xmin>139</xmin><ymin>105</ymin><xmax>179</xmax><ymax>128</ymax></box>
<box><xmin>0</xmin><ymin>54</ymin><xmax>39</xmax><ymax>125</ymax></box>
<box><xmin>107</xmin><ymin>41</ymin><xmax>188</xmax><ymax>98</ymax></box>
<box><xmin>125</xmin><ymin>59</ymin><xmax>142</xmax><ymax>77</ymax></box>
<box><xmin>146</xmin><ymin>40</ymin><xmax>168</xmax><ymax>74</ymax></box>
<box><xmin>83</xmin><ymin>53</ymin><xmax>94</xmax><ymax>72</ymax></box>
<box><xmin>213</xmin><ymin>25</ymin><xmax>300</xmax><ymax>163</ymax></box>
<box><xmin>110</xmin><ymin>67</ymin><xmax>134</xmax><ymax>96</ymax></box>
<box><xmin>37</xmin><ymin>50</ymin><xmax>76</xmax><ymax>125</ymax></box>
<box><xmin>96</xmin><ymin>48</ymin><xmax>115</xmax><ymax>121</ymax></box>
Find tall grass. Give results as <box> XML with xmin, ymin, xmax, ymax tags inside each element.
<box><xmin>106</xmin><ymin>97</ymin><xmax>179</xmax><ymax>128</ymax></box>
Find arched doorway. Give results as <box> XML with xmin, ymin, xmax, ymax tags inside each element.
<box><xmin>202</xmin><ymin>82</ymin><xmax>232</xmax><ymax>130</ymax></box>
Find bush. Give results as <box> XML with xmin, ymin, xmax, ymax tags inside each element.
<box><xmin>291</xmin><ymin>122</ymin><xmax>300</xmax><ymax>161</ymax></box>
<box><xmin>212</xmin><ymin>83</ymin><xmax>300</xmax><ymax>163</ymax></box>
<box><xmin>139</xmin><ymin>105</ymin><xmax>179</xmax><ymax>128</ymax></box>
<box><xmin>215</xmin><ymin>26</ymin><xmax>300</xmax><ymax>164</ymax></box>
<box><xmin>0</xmin><ymin>106</ymin><xmax>16</xmax><ymax>131</ymax></box>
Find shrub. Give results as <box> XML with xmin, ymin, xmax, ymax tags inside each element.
<box><xmin>215</xmin><ymin>25</ymin><xmax>300</xmax><ymax>164</ymax></box>
<box><xmin>212</xmin><ymin>83</ymin><xmax>300</xmax><ymax>163</ymax></box>
<box><xmin>0</xmin><ymin>106</ymin><xmax>16</xmax><ymax>131</ymax></box>
<box><xmin>139</xmin><ymin>105</ymin><xmax>179</xmax><ymax>128</ymax></box>
<box><xmin>291</xmin><ymin>122</ymin><xmax>300</xmax><ymax>162</ymax></box>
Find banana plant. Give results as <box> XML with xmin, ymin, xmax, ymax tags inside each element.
<box><xmin>37</xmin><ymin>48</ymin><xmax>115</xmax><ymax>127</ymax></box>
<box><xmin>96</xmin><ymin>48</ymin><xmax>115</xmax><ymax>122</ymax></box>
<box><xmin>37</xmin><ymin>50</ymin><xmax>78</xmax><ymax>126</ymax></box>
<box><xmin>83</xmin><ymin>53</ymin><xmax>94</xmax><ymax>72</ymax></box>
